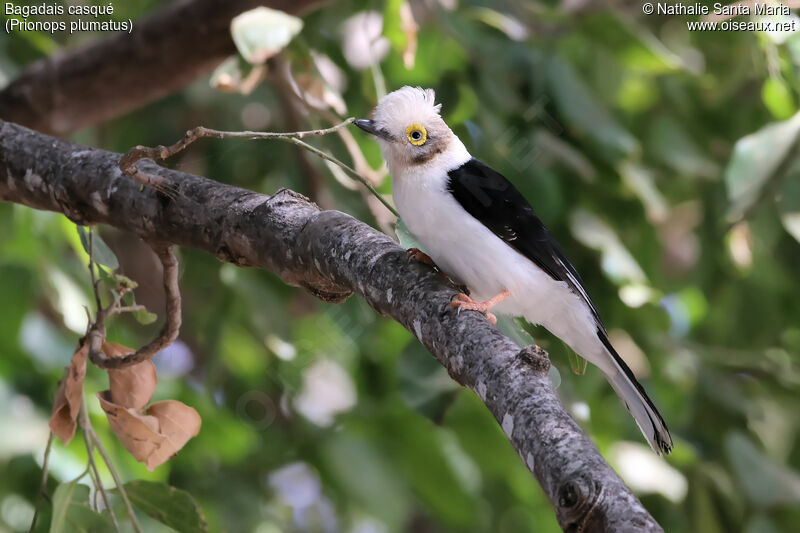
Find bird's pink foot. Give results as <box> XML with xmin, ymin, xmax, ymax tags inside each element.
<box><xmin>449</xmin><ymin>290</ymin><xmax>511</xmax><ymax>325</ymax></box>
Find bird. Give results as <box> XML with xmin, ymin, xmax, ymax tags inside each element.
<box><xmin>354</xmin><ymin>86</ymin><xmax>672</xmax><ymax>455</ymax></box>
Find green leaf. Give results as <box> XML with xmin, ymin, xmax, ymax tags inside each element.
<box><xmin>647</xmin><ymin>114</ymin><xmax>718</xmax><ymax>179</ymax></box>
<box><xmin>777</xmin><ymin>170</ymin><xmax>800</xmax><ymax>244</ymax></box>
<box><xmin>569</xmin><ymin>209</ymin><xmax>647</xmax><ymax>285</ymax></box>
<box><xmin>50</xmin><ymin>479</ymin><xmax>81</xmax><ymax>533</ymax></box>
<box><xmin>397</xmin><ymin>342</ymin><xmax>459</xmax><ymax>421</ymax></box>
<box><xmin>394</xmin><ymin>218</ymin><xmax>424</xmax><ymax>250</ymax></box>
<box><xmin>381</xmin><ymin>412</ymin><xmax>479</xmax><ymax>527</ymax></box>
<box><xmin>120</xmin><ymin>480</ymin><xmax>209</xmax><ymax>533</ymax></box>
<box><xmin>725</xmin><ymin>431</ymin><xmax>800</xmax><ymax>507</ymax></box>
<box><xmin>568</xmin><ymin>349</ymin><xmax>588</xmax><ymax>375</ymax></box>
<box><xmin>547</xmin><ymin>55</ymin><xmax>639</xmax><ymax>160</ymax></box>
<box><xmin>112</xmin><ymin>273</ymin><xmax>138</xmax><ymax>290</ymax></box>
<box><xmin>322</xmin><ymin>434</ymin><xmax>410</xmax><ymax>530</ymax></box>
<box><xmin>615</xmin><ymin>74</ymin><xmax>658</xmax><ymax>113</ymax></box>
<box><xmin>762</xmin><ymin>77</ymin><xmax>796</xmax><ymax>120</ymax></box>
<box><xmin>690</xmin><ymin>476</ymin><xmax>725</xmax><ymax>533</ymax></box>
<box><xmin>133</xmin><ymin>309</ymin><xmax>158</xmax><ymax>325</ymax></box>
<box><xmin>495</xmin><ymin>316</ymin><xmax>535</xmax><ymax>349</ymax></box>
<box><xmin>468</xmin><ymin>7</ymin><xmax>529</xmax><ymax>41</ymax></box>
<box><xmin>444</xmin><ymin>392</ymin><xmax>533</xmax><ymax>481</ymax></box>
<box><xmin>12</xmin><ymin>28</ymin><xmax>58</xmax><ymax>55</ymax></box>
<box><xmin>446</xmin><ymin>84</ymin><xmax>479</xmax><ymax>126</ymax></box>
<box><xmin>51</xmin><ymin>481</ymin><xmax>112</xmax><ymax>533</ymax></box>
<box><xmin>533</xmin><ymin>129</ymin><xmax>597</xmax><ymax>182</ymax></box>
<box><xmin>745</xmin><ymin>514</ymin><xmax>781</xmax><ymax>533</ymax></box>
<box><xmin>725</xmin><ymin>112</ymin><xmax>800</xmax><ymax>221</ymax></box>
<box><xmin>384</xmin><ymin>26</ymin><xmax>467</xmax><ymax>86</ymax></box>
<box><xmin>618</xmin><ymin>161</ymin><xmax>669</xmax><ymax>223</ymax></box>
<box><xmin>382</xmin><ymin>0</ymin><xmax>407</xmax><ymax>50</ymax></box>
<box><xmin>76</xmin><ymin>226</ymin><xmax>119</xmax><ymax>270</ymax></box>
<box><xmin>230</xmin><ymin>7</ymin><xmax>303</xmax><ymax>65</ymax></box>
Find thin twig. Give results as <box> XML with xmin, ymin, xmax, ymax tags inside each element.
<box><xmin>28</xmin><ymin>432</ymin><xmax>54</xmax><ymax>533</ymax></box>
<box><xmin>272</xmin><ymin>59</ymin><xmax>395</xmax><ymax>231</ymax></box>
<box><xmin>88</xmin><ymin>244</ymin><xmax>181</xmax><ymax>369</ymax></box>
<box><xmin>276</xmin><ymin>59</ymin><xmax>388</xmax><ymax>186</ymax></box>
<box><xmin>118</xmin><ymin>119</ymin><xmax>353</xmax><ymax>189</ymax></box>
<box><xmin>88</xmin><ymin>229</ymin><xmax>102</xmax><ymax>313</ymax></box>
<box><xmin>80</xmin><ymin>401</ymin><xmax>120</xmax><ymax>531</ymax></box>
<box><xmin>282</xmin><ymin>87</ymin><xmax>397</xmax><ymax>232</ymax></box>
<box><xmin>86</xmin><ymin>465</ymin><xmax>117</xmax><ymax>529</ymax></box>
<box><xmin>84</xmin><ymin>423</ymin><xmax>142</xmax><ymax>533</ymax></box>
<box><xmin>118</xmin><ymin>119</ymin><xmax>400</xmax><ymax>217</ymax></box>
<box><xmin>272</xmin><ymin>75</ymin><xmax>327</xmax><ymax>201</ymax></box>
<box><xmin>86</xmin><ymin>451</ymin><xmax>121</xmax><ymax>531</ymax></box>
<box><xmin>283</xmin><ymin>136</ymin><xmax>399</xmax><ymax>217</ymax></box>
<box><xmin>79</xmin><ymin>231</ymin><xmax>141</xmax><ymax>529</ymax></box>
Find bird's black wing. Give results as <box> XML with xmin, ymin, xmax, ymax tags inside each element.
<box><xmin>447</xmin><ymin>158</ymin><xmax>606</xmax><ymax>332</ymax></box>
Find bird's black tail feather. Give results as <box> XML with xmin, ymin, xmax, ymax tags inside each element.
<box><xmin>598</xmin><ymin>330</ymin><xmax>673</xmax><ymax>455</ymax></box>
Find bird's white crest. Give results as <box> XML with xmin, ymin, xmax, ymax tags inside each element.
<box><xmin>372</xmin><ymin>86</ymin><xmax>442</xmax><ymax>133</ymax></box>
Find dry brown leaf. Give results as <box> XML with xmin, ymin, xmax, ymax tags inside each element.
<box><xmin>49</xmin><ymin>343</ymin><xmax>89</xmax><ymax>444</ymax></box>
<box><xmin>97</xmin><ymin>342</ymin><xmax>200</xmax><ymax>470</ymax></box>
<box><xmin>103</xmin><ymin>342</ymin><xmax>157</xmax><ymax>410</ymax></box>
<box><xmin>98</xmin><ymin>392</ymin><xmax>201</xmax><ymax>471</ymax></box>
<box><xmin>144</xmin><ymin>400</ymin><xmax>202</xmax><ymax>471</ymax></box>
<box><xmin>97</xmin><ymin>391</ymin><xmax>165</xmax><ymax>462</ymax></box>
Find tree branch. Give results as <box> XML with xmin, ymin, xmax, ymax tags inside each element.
<box><xmin>0</xmin><ymin>0</ymin><xmax>326</xmax><ymax>135</ymax></box>
<box><xmin>117</xmin><ymin>118</ymin><xmax>398</xmax><ymax>215</ymax></box>
<box><xmin>0</xmin><ymin>119</ymin><xmax>663</xmax><ymax>532</ymax></box>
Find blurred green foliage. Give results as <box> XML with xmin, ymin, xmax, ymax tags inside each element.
<box><xmin>2</xmin><ymin>0</ymin><xmax>800</xmax><ymax>532</ymax></box>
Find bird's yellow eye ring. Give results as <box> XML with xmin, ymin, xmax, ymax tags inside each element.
<box><xmin>406</xmin><ymin>124</ymin><xmax>427</xmax><ymax>146</ymax></box>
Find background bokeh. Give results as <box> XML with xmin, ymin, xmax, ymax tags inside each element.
<box><xmin>2</xmin><ymin>0</ymin><xmax>800</xmax><ymax>531</ymax></box>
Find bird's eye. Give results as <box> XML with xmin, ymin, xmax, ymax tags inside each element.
<box><xmin>405</xmin><ymin>123</ymin><xmax>427</xmax><ymax>146</ymax></box>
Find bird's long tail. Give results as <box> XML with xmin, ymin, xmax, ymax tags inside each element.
<box><xmin>598</xmin><ymin>333</ymin><xmax>673</xmax><ymax>455</ymax></box>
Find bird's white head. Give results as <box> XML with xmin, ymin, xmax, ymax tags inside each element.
<box><xmin>355</xmin><ymin>86</ymin><xmax>464</xmax><ymax>175</ymax></box>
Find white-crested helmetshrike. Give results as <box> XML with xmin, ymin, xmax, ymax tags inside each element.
<box><xmin>355</xmin><ymin>86</ymin><xmax>672</xmax><ymax>454</ymax></box>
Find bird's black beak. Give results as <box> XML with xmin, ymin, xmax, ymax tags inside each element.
<box><xmin>354</xmin><ymin>119</ymin><xmax>393</xmax><ymax>141</ymax></box>
<box><xmin>354</xmin><ymin>119</ymin><xmax>378</xmax><ymax>135</ymax></box>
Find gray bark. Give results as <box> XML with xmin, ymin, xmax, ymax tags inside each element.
<box><xmin>0</xmin><ymin>119</ymin><xmax>663</xmax><ymax>532</ymax></box>
<box><xmin>0</xmin><ymin>0</ymin><xmax>324</xmax><ymax>135</ymax></box>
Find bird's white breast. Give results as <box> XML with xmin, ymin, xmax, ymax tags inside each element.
<box><xmin>394</xmin><ymin>169</ymin><xmax>551</xmax><ymax>311</ymax></box>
